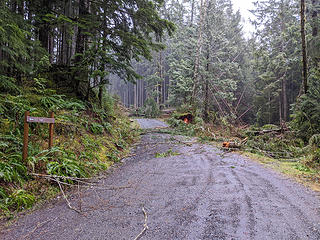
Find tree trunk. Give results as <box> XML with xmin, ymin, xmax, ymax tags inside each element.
<box><xmin>311</xmin><ymin>0</ymin><xmax>319</xmax><ymax>64</ymax></box>
<box><xmin>282</xmin><ymin>76</ymin><xmax>287</xmax><ymax>121</ymax></box>
<box><xmin>141</xmin><ymin>79</ymin><xmax>144</xmax><ymax>107</ymax></box>
<box><xmin>156</xmin><ymin>34</ymin><xmax>163</xmax><ymax>105</ymax></box>
<box><xmin>300</xmin><ymin>0</ymin><xmax>308</xmax><ymax>94</ymax></box>
<box><xmin>268</xmin><ymin>92</ymin><xmax>271</xmax><ymax>124</ymax></box>
<box><xmin>158</xmin><ymin>50</ymin><xmax>163</xmax><ymax>105</ymax></box>
<box><xmin>190</xmin><ymin>0</ymin><xmax>195</xmax><ymax>26</ymax></box>
<box><xmin>312</xmin><ymin>0</ymin><xmax>318</xmax><ymax>37</ymax></box>
<box><xmin>61</xmin><ymin>0</ymin><xmax>72</xmax><ymax>65</ymax></box>
<box><xmin>204</xmin><ymin>52</ymin><xmax>210</xmax><ymax>121</ymax></box>
<box><xmin>191</xmin><ymin>0</ymin><xmax>207</xmax><ymax>103</ymax></box>
<box><xmin>11</xmin><ymin>0</ymin><xmax>17</xmax><ymax>12</ymax></box>
<box><xmin>74</xmin><ymin>0</ymin><xmax>88</xmax><ymax>97</ymax></box>
<box><xmin>38</xmin><ymin>0</ymin><xmax>51</xmax><ymax>51</ymax></box>
<box><xmin>17</xmin><ymin>1</ymin><xmax>24</xmax><ymax>16</ymax></box>
<box><xmin>98</xmin><ymin>84</ymin><xmax>104</xmax><ymax>107</ymax></box>
<box><xmin>280</xmin><ymin>1</ymin><xmax>288</xmax><ymax>121</ymax></box>
<box><xmin>134</xmin><ymin>83</ymin><xmax>137</xmax><ymax>108</ymax></box>
<box><xmin>279</xmin><ymin>90</ymin><xmax>283</xmax><ymax>125</ymax></box>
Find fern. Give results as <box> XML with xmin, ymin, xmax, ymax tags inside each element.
<box><xmin>27</xmin><ymin>147</ymin><xmax>62</xmax><ymax>172</ymax></box>
<box><xmin>40</xmin><ymin>94</ymin><xmax>66</xmax><ymax>110</ymax></box>
<box><xmin>0</xmin><ymin>76</ymin><xmax>20</xmax><ymax>94</ymax></box>
<box><xmin>0</xmin><ymin>160</ymin><xmax>27</xmax><ymax>183</ymax></box>
<box><xmin>46</xmin><ymin>148</ymin><xmax>88</xmax><ymax>180</ymax></box>
<box><xmin>90</xmin><ymin>122</ymin><xmax>104</xmax><ymax>134</ymax></box>
<box><xmin>1</xmin><ymin>95</ymin><xmax>34</xmax><ymax>124</ymax></box>
<box><xmin>63</xmin><ymin>99</ymin><xmax>86</xmax><ymax>111</ymax></box>
<box><xmin>0</xmin><ymin>187</ymin><xmax>10</xmax><ymax>213</ymax></box>
<box><xmin>309</xmin><ymin>134</ymin><xmax>320</xmax><ymax>148</ymax></box>
<box><xmin>47</xmin><ymin>159</ymin><xmax>88</xmax><ymax>180</ymax></box>
<box><xmin>9</xmin><ymin>189</ymin><xmax>35</xmax><ymax>210</ymax></box>
<box><xmin>0</xmin><ymin>133</ymin><xmax>22</xmax><ymax>153</ymax></box>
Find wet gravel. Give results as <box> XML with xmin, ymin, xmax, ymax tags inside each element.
<box><xmin>1</xmin><ymin>120</ymin><xmax>320</xmax><ymax>240</ymax></box>
<box><xmin>134</xmin><ymin>119</ymin><xmax>168</xmax><ymax>129</ymax></box>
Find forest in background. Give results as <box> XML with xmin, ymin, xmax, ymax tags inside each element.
<box><xmin>110</xmin><ymin>0</ymin><xmax>319</xmax><ymax>135</ymax></box>
<box><xmin>1</xmin><ymin>0</ymin><xmax>320</xmax><ymax>216</ymax></box>
<box><xmin>109</xmin><ymin>0</ymin><xmax>320</xmax><ymax>177</ymax></box>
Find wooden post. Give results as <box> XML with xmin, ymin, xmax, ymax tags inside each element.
<box><xmin>22</xmin><ymin>111</ymin><xmax>29</xmax><ymax>162</ymax></box>
<box><xmin>48</xmin><ymin>112</ymin><xmax>54</xmax><ymax>149</ymax></box>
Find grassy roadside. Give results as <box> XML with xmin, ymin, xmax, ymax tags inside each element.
<box><xmin>242</xmin><ymin>152</ymin><xmax>320</xmax><ymax>192</ymax></box>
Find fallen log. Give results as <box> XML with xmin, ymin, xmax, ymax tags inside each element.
<box><xmin>247</xmin><ymin>128</ymin><xmax>290</xmax><ymax>136</ymax></box>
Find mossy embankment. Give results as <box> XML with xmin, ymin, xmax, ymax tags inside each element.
<box><xmin>0</xmin><ymin>78</ymin><xmax>139</xmax><ymax>218</ymax></box>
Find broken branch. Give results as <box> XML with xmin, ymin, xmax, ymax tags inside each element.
<box><xmin>134</xmin><ymin>207</ymin><xmax>149</xmax><ymax>240</ymax></box>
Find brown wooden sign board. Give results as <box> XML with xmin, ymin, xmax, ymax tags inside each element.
<box><xmin>27</xmin><ymin>116</ymin><xmax>55</xmax><ymax>124</ymax></box>
<box><xmin>22</xmin><ymin>111</ymin><xmax>55</xmax><ymax>162</ymax></box>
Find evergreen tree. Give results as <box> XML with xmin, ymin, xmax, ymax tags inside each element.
<box><xmin>250</xmin><ymin>0</ymin><xmax>301</xmax><ymax>125</ymax></box>
<box><xmin>0</xmin><ymin>0</ymin><xmax>175</xmax><ymax>101</ymax></box>
<box><xmin>167</xmin><ymin>0</ymin><xmax>248</xmax><ymax>122</ymax></box>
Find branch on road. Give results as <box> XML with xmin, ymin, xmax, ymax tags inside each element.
<box><xmin>134</xmin><ymin>207</ymin><xmax>149</xmax><ymax>240</ymax></box>
<box><xmin>56</xmin><ymin>177</ymin><xmax>82</xmax><ymax>214</ymax></box>
<box><xmin>30</xmin><ymin>173</ymin><xmax>133</xmax><ymax>215</ymax></box>
<box><xmin>30</xmin><ymin>173</ymin><xmax>132</xmax><ymax>190</ymax></box>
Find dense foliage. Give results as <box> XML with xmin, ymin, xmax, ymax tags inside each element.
<box><xmin>0</xmin><ymin>0</ymin><xmax>174</xmax><ymax>99</ymax></box>
<box><xmin>0</xmin><ymin>76</ymin><xmax>138</xmax><ymax>215</ymax></box>
<box><xmin>0</xmin><ymin>0</ymin><xmax>172</xmax><ymax>216</ymax></box>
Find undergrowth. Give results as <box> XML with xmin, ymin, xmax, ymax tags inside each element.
<box><xmin>129</xmin><ymin>98</ymin><xmax>160</xmax><ymax>118</ymax></box>
<box><xmin>0</xmin><ymin>77</ymin><xmax>138</xmax><ymax>218</ymax></box>
<box><xmin>167</xmin><ymin>113</ymin><xmax>205</xmax><ymax>137</ymax></box>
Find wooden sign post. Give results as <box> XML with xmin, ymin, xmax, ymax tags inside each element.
<box><xmin>22</xmin><ymin>111</ymin><xmax>55</xmax><ymax>162</ymax></box>
<box><xmin>22</xmin><ymin>111</ymin><xmax>30</xmax><ymax>162</ymax></box>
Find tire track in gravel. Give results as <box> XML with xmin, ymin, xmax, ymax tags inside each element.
<box><xmin>237</xmin><ymin>167</ymin><xmax>320</xmax><ymax>239</ymax></box>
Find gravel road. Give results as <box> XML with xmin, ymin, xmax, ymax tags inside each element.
<box><xmin>134</xmin><ymin>118</ymin><xmax>168</xmax><ymax>129</ymax></box>
<box><xmin>1</xmin><ymin>119</ymin><xmax>320</xmax><ymax>240</ymax></box>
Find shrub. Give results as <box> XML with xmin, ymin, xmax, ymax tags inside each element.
<box><xmin>144</xmin><ymin>98</ymin><xmax>160</xmax><ymax>118</ymax></box>
<box><xmin>291</xmin><ymin>68</ymin><xmax>320</xmax><ymax>141</ymax></box>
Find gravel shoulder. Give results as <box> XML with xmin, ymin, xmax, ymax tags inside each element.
<box><xmin>1</xmin><ymin>120</ymin><xmax>320</xmax><ymax>240</ymax></box>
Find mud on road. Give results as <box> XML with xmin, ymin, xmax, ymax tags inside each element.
<box><xmin>2</xmin><ymin>121</ymin><xmax>320</xmax><ymax>240</ymax></box>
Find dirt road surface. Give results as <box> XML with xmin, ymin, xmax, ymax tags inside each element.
<box><xmin>134</xmin><ymin>118</ymin><xmax>168</xmax><ymax>129</ymax></box>
<box><xmin>1</xmin><ymin>119</ymin><xmax>320</xmax><ymax>240</ymax></box>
